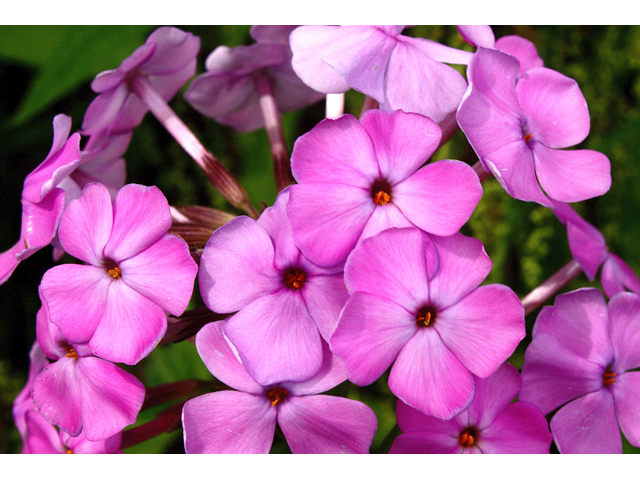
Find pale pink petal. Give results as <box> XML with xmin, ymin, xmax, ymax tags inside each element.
<box><xmin>551</xmin><ymin>389</ymin><xmax>621</xmax><ymax>454</ymax></box>
<box><xmin>103</xmin><ymin>184</ymin><xmax>172</xmax><ymax>262</ymax></box>
<box><xmin>601</xmin><ymin>254</ymin><xmax>640</xmax><ymax>298</ymax></box>
<box><xmin>35</xmin><ymin>294</ymin><xmax>67</xmax><ymax>360</ymax></box>
<box><xmin>302</xmin><ymin>273</ymin><xmax>349</xmax><ymax>342</ymax></box>
<box><xmin>390</xmin><ymin>328</ymin><xmax>475</xmax><ymax>419</ymax></box>
<box><xmin>435</xmin><ymin>285</ymin><xmax>525</xmax><ymax>378</ymax></box>
<box><xmin>361</xmin><ymin>110</ymin><xmax>441</xmax><ymax>185</ymax></box>
<box><xmin>533</xmin><ymin>144</ymin><xmax>611</xmax><ymax>203</ymax></box>
<box><xmin>198</xmin><ymin>216</ymin><xmax>280</xmax><ymax>313</ymax></box>
<box><xmin>182</xmin><ymin>391</ymin><xmax>276</xmax><ymax>454</ymax></box>
<box><xmin>457</xmin><ymin>25</ymin><xmax>495</xmax><ymax>48</ymax></box>
<box><xmin>565</xmin><ymin>217</ymin><xmax>608</xmax><ymax>281</ymax></box>
<box><xmin>256</xmin><ymin>189</ymin><xmax>299</xmax><ymax>271</ymax></box>
<box><xmin>287</xmin><ymin>182</ymin><xmax>374</xmax><ymax>268</ymax></box>
<box><xmin>81</xmin><ymin>83</ymin><xmax>130</xmax><ymax>135</ymax></box>
<box><xmin>359</xmin><ymin>203</ymin><xmax>414</xmax><ymax>242</ymax></box>
<box><xmin>395</xmin><ymin>399</ymin><xmax>465</xmax><ymax>435</ymax></box>
<box><xmin>479</xmin><ymin>402</ymin><xmax>552</xmax><ymax>453</ymax></box>
<box><xmin>195</xmin><ymin>320</ymin><xmax>264</xmax><ymax>395</ymax></box>
<box><xmin>330</xmin><ymin>292</ymin><xmax>416</xmax><ymax>386</ymax></box>
<box><xmin>612</xmin><ymin>371</ymin><xmax>640</xmax><ymax>447</ymax></box>
<box><xmin>517</xmin><ymin>67</ymin><xmax>590</xmax><ymax>148</ymax></box>
<box><xmin>290</xmin><ymin>114</ymin><xmax>379</xmax><ymax>188</ymax></box>
<box><xmin>389</xmin><ymin>431</ymin><xmax>463</xmax><ymax>454</ymax></box>
<box><xmin>144</xmin><ymin>26</ymin><xmax>200</xmax><ymax>75</ymax></box>
<box><xmin>17</xmin><ymin>190</ymin><xmax>66</xmax><ymax>260</ymax></box>
<box><xmin>24</xmin><ymin>410</ymin><xmax>65</xmax><ymax>454</ymax></box>
<box><xmin>607</xmin><ymin>292</ymin><xmax>640</xmax><ymax>373</ymax></box>
<box><xmin>223</xmin><ymin>290</ymin><xmax>323</xmax><ymax>385</ymax></box>
<box><xmin>57</xmin><ymin>183</ymin><xmax>113</xmax><ymax>266</ymax></box>
<box><xmin>494</xmin><ymin>35</ymin><xmax>544</xmax><ymax>75</ymax></box>
<box><xmin>283</xmin><ymin>342</ymin><xmax>347</xmax><ymax>396</ymax></box>
<box><xmin>40</xmin><ymin>264</ymin><xmax>111</xmax><ymax>345</ymax></box>
<box><xmin>64</xmin><ymin>430</ymin><xmax>123</xmax><ymax>454</ymax></box>
<box><xmin>0</xmin><ymin>240</ymin><xmax>24</xmax><ymax>285</ymax></box>
<box><xmin>394</xmin><ymin>160</ymin><xmax>481</xmax><ymax>237</ymax></box>
<box><xmin>88</xmin><ymin>280</ymin><xmax>167</xmax><ymax>365</ymax></box>
<box><xmin>278</xmin><ymin>395</ymin><xmax>377</xmax><ymax>453</ymax></box>
<box><xmin>75</xmin><ymin>356</ymin><xmax>145</xmax><ymax>441</ymax></box>
<box><xmin>119</xmin><ymin>233</ymin><xmax>197</xmax><ymax>316</ymax></box>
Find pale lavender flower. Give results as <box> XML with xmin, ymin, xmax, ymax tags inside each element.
<box><xmin>389</xmin><ymin>362</ymin><xmax>552</xmax><ymax>453</ymax></box>
<box><xmin>520</xmin><ymin>288</ymin><xmax>640</xmax><ymax>453</ymax></box>
<box><xmin>330</xmin><ymin>227</ymin><xmax>525</xmax><ymax>419</ymax></box>
<box><xmin>40</xmin><ymin>182</ymin><xmax>198</xmax><ymax>365</ymax></box>
<box><xmin>182</xmin><ymin>320</ymin><xmax>377</xmax><ymax>454</ymax></box>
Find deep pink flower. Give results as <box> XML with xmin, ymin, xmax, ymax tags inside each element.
<box><xmin>184</xmin><ymin>25</ymin><xmax>323</xmax><ymax>132</ymax></box>
<box><xmin>82</xmin><ymin>27</ymin><xmax>200</xmax><ymax>135</ymax></box>
<box><xmin>290</xmin><ymin>25</ymin><xmax>471</xmax><ymax>122</ymax></box>
<box><xmin>182</xmin><ymin>320</ymin><xmax>377</xmax><ymax>454</ymax></box>
<box><xmin>287</xmin><ymin>109</ymin><xmax>482</xmax><ymax>267</ymax></box>
<box><xmin>40</xmin><ymin>182</ymin><xmax>198</xmax><ymax>365</ymax></box>
<box><xmin>0</xmin><ymin>114</ymin><xmax>81</xmax><ymax>284</ymax></box>
<box><xmin>457</xmin><ymin>47</ymin><xmax>611</xmax><ymax>207</ymax></box>
<box><xmin>389</xmin><ymin>362</ymin><xmax>552</xmax><ymax>453</ymax></box>
<box><xmin>330</xmin><ymin>227</ymin><xmax>525</xmax><ymax>419</ymax></box>
<box><xmin>520</xmin><ymin>288</ymin><xmax>640</xmax><ymax>453</ymax></box>
<box><xmin>198</xmin><ymin>188</ymin><xmax>349</xmax><ymax>385</ymax></box>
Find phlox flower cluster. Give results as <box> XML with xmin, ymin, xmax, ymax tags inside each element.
<box><xmin>4</xmin><ymin>25</ymin><xmax>639</xmax><ymax>455</ymax></box>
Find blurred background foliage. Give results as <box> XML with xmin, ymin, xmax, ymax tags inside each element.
<box><xmin>1</xmin><ymin>25</ymin><xmax>639</xmax><ymax>454</ymax></box>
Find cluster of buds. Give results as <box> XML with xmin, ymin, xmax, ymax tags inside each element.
<box><xmin>3</xmin><ymin>25</ymin><xmax>639</xmax><ymax>454</ymax></box>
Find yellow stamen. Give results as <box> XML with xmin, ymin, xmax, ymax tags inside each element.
<box><xmin>108</xmin><ymin>266</ymin><xmax>122</xmax><ymax>279</ymax></box>
<box><xmin>459</xmin><ymin>427</ymin><xmax>479</xmax><ymax>448</ymax></box>
<box><xmin>65</xmin><ymin>349</ymin><xmax>78</xmax><ymax>359</ymax></box>
<box><xmin>373</xmin><ymin>190</ymin><xmax>391</xmax><ymax>206</ymax></box>
<box><xmin>66</xmin><ymin>448</ymin><xmax>74</xmax><ymax>454</ymax></box>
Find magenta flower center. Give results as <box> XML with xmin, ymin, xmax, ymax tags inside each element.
<box><xmin>602</xmin><ymin>369</ymin><xmax>617</xmax><ymax>387</ymax></box>
<box><xmin>459</xmin><ymin>426</ymin><xmax>479</xmax><ymax>448</ymax></box>
<box><xmin>283</xmin><ymin>267</ymin><xmax>307</xmax><ymax>290</ymax></box>
<box><xmin>371</xmin><ymin>178</ymin><xmax>392</xmax><ymax>206</ymax></box>
<box><xmin>266</xmin><ymin>387</ymin><xmax>289</xmax><ymax>406</ymax></box>
<box><xmin>415</xmin><ymin>306</ymin><xmax>437</xmax><ymax>328</ymax></box>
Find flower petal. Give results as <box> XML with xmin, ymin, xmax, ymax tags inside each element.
<box><xmin>182</xmin><ymin>391</ymin><xmax>275</xmax><ymax>454</ymax></box>
<box><xmin>612</xmin><ymin>371</ymin><xmax>640</xmax><ymax>447</ymax></box>
<box><xmin>390</xmin><ymin>328</ymin><xmax>475</xmax><ymax>419</ymax></box>
<box><xmin>278</xmin><ymin>395</ymin><xmax>377</xmax><ymax>454</ymax></box>
<box><xmin>395</xmin><ymin>399</ymin><xmax>465</xmax><ymax>435</ymax></box>
<box><xmin>479</xmin><ymin>402</ymin><xmax>552</xmax><ymax>453</ymax></box>
<box><xmin>494</xmin><ymin>35</ymin><xmax>544</xmax><ymax>75</ymax></box>
<box><xmin>283</xmin><ymin>341</ymin><xmax>347</xmax><ymax>396</ymax></box>
<box><xmin>389</xmin><ymin>431</ymin><xmax>462</xmax><ymax>454</ymax></box>
<box><xmin>607</xmin><ymin>292</ymin><xmax>640</xmax><ymax>373</ymax></box>
<box><xmin>601</xmin><ymin>254</ymin><xmax>640</xmax><ymax>299</ymax></box>
<box><xmin>302</xmin><ymin>272</ymin><xmax>349</xmax><ymax>342</ymax></box>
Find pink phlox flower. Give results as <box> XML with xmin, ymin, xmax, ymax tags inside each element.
<box><xmin>198</xmin><ymin>188</ymin><xmax>349</xmax><ymax>385</ymax></box>
<box><xmin>389</xmin><ymin>362</ymin><xmax>552</xmax><ymax>453</ymax></box>
<box><xmin>182</xmin><ymin>320</ymin><xmax>378</xmax><ymax>453</ymax></box>
<box><xmin>286</xmin><ymin>109</ymin><xmax>482</xmax><ymax>267</ymax></box>
<box><xmin>0</xmin><ymin>114</ymin><xmax>81</xmax><ymax>285</ymax></box>
<box><xmin>81</xmin><ymin>26</ymin><xmax>200</xmax><ymax>135</ymax></box>
<box><xmin>520</xmin><ymin>288</ymin><xmax>640</xmax><ymax>453</ymax></box>
<box><xmin>457</xmin><ymin>26</ymin><xmax>543</xmax><ymax>76</ymax></box>
<box><xmin>39</xmin><ymin>182</ymin><xmax>198</xmax><ymax>365</ymax></box>
<box><xmin>551</xmin><ymin>200</ymin><xmax>640</xmax><ymax>298</ymax></box>
<box><xmin>184</xmin><ymin>25</ymin><xmax>324</xmax><ymax>132</ymax></box>
<box><xmin>457</xmin><ymin>47</ymin><xmax>611</xmax><ymax>207</ymax></box>
<box><xmin>330</xmin><ymin>227</ymin><xmax>525</xmax><ymax>420</ymax></box>
<box><xmin>31</xmin><ymin>288</ymin><xmax>145</xmax><ymax>441</ymax></box>
<box><xmin>289</xmin><ymin>25</ymin><xmax>471</xmax><ymax>123</ymax></box>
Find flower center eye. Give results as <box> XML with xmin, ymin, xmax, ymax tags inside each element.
<box><xmin>415</xmin><ymin>306</ymin><xmax>436</xmax><ymax>327</ymax></box>
<box><xmin>524</xmin><ymin>133</ymin><xmax>533</xmax><ymax>143</ymax></box>
<box><xmin>66</xmin><ymin>448</ymin><xmax>74</xmax><ymax>454</ymax></box>
<box><xmin>459</xmin><ymin>427</ymin><xmax>479</xmax><ymax>448</ymax></box>
<box><xmin>266</xmin><ymin>387</ymin><xmax>288</xmax><ymax>406</ymax></box>
<box><xmin>602</xmin><ymin>369</ymin><xmax>617</xmax><ymax>387</ymax></box>
<box><xmin>283</xmin><ymin>268</ymin><xmax>307</xmax><ymax>290</ymax></box>
<box><xmin>65</xmin><ymin>348</ymin><xmax>78</xmax><ymax>359</ymax></box>
<box><xmin>371</xmin><ymin>178</ymin><xmax>392</xmax><ymax>206</ymax></box>
<box><xmin>104</xmin><ymin>259</ymin><xmax>122</xmax><ymax>279</ymax></box>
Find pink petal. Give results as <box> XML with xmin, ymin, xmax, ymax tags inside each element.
<box><xmin>119</xmin><ymin>233</ymin><xmax>197</xmax><ymax>316</ymax></box>
<box><xmin>344</xmin><ymin>227</ymin><xmax>431</xmax><ymax>311</ymax></box>
<box><xmin>330</xmin><ymin>292</ymin><xmax>416</xmax><ymax>386</ymax></box>
<box><xmin>389</xmin><ymin>431</ymin><xmax>462</xmax><ymax>454</ymax></box>
<box><xmin>24</xmin><ymin>410</ymin><xmax>65</xmax><ymax>454</ymax></box>
<box><xmin>256</xmin><ymin>189</ymin><xmax>300</xmax><ymax>271</ymax></box>
<box><xmin>223</xmin><ymin>290</ymin><xmax>323</xmax><ymax>385</ymax></box>
<box><xmin>520</xmin><ymin>333</ymin><xmax>604</xmax><ymax>415</ymax></box>
<box><xmin>400</xmin><ymin>34</ymin><xmax>472</xmax><ymax>65</ymax></box>
<box><xmin>64</xmin><ymin>430</ymin><xmax>123</xmax><ymax>454</ymax></box>
<box><xmin>81</xmin><ymin>83</ymin><xmax>130</xmax><ymax>135</ymax></box>
<box><xmin>607</xmin><ymin>292</ymin><xmax>640</xmax><ymax>373</ymax></box>
<box><xmin>18</xmin><ymin>190</ymin><xmax>67</xmax><ymax>260</ymax></box>
<box><xmin>0</xmin><ymin>239</ymin><xmax>24</xmax><ymax>285</ymax></box>
<box><xmin>144</xmin><ymin>26</ymin><xmax>200</xmax><ymax>75</ymax></box>
<box><xmin>393</xmin><ymin>160</ymin><xmax>481</xmax><ymax>237</ymax></box>
<box><xmin>359</xmin><ymin>109</ymin><xmax>442</xmax><ymax>185</ymax></box>
<box><xmin>195</xmin><ymin>320</ymin><xmax>264</xmax><ymax>395</ymax></box>
<box><xmin>199</xmin><ymin>216</ymin><xmax>280</xmax><ymax>313</ymax></box>
<box><xmin>302</xmin><ymin>273</ymin><xmax>349</xmax><ymax>342</ymax></box>
<box><xmin>283</xmin><ymin>341</ymin><xmax>347</xmax><ymax>396</ymax></box>
<box><xmin>435</xmin><ymin>285</ymin><xmax>525</xmax><ymax>378</ymax></box>
<box><xmin>182</xmin><ymin>391</ymin><xmax>276</xmax><ymax>454</ymax></box>
<box><xmin>426</xmin><ymin>232</ymin><xmax>492</xmax><ymax>309</ymax></box>
<box><xmin>278</xmin><ymin>395</ymin><xmax>377</xmax><ymax>454</ymax></box>
<box><xmin>290</xmin><ymin>114</ymin><xmax>379</xmax><ymax>188</ymax></box>
<box><xmin>551</xmin><ymin>389</ymin><xmax>621</xmax><ymax>454</ymax></box>
<box><xmin>359</xmin><ymin>203</ymin><xmax>415</xmax><ymax>242</ymax></box>
<box><xmin>457</xmin><ymin>25</ymin><xmax>495</xmax><ymax>48</ymax></box>
<box><xmin>58</xmin><ymin>183</ymin><xmax>113</xmax><ymax>266</ymax></box>
<box><xmin>533</xmin><ymin>144</ymin><xmax>611</xmax><ymax>203</ymax></box>
<box><xmin>88</xmin><ymin>280</ymin><xmax>167</xmax><ymax>365</ymax></box>
<box><xmin>40</xmin><ymin>264</ymin><xmax>111</xmax><ymax>345</ymax></box>
<box><xmin>517</xmin><ymin>67</ymin><xmax>590</xmax><ymax>148</ymax></box>
<box><xmin>612</xmin><ymin>371</ymin><xmax>640</xmax><ymax>447</ymax></box>
<box><xmin>395</xmin><ymin>399</ymin><xmax>465</xmax><ymax>435</ymax></box>
<box><xmin>565</xmin><ymin>217</ymin><xmax>608</xmax><ymax>281</ymax></box>
<box><xmin>103</xmin><ymin>184</ymin><xmax>172</xmax><ymax>262</ymax></box>
<box><xmin>390</xmin><ymin>328</ymin><xmax>475</xmax><ymax>419</ymax></box>
<box><xmin>287</xmin><ymin>182</ymin><xmax>374</xmax><ymax>268</ymax></box>
<box><xmin>494</xmin><ymin>35</ymin><xmax>544</xmax><ymax>75</ymax></box>
<box><xmin>74</xmin><ymin>356</ymin><xmax>145</xmax><ymax>441</ymax></box>
<box><xmin>601</xmin><ymin>254</ymin><xmax>640</xmax><ymax>298</ymax></box>
<box><xmin>479</xmin><ymin>402</ymin><xmax>552</xmax><ymax>453</ymax></box>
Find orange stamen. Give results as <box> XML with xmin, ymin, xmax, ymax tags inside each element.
<box><xmin>524</xmin><ymin>133</ymin><xmax>533</xmax><ymax>142</ymax></box>
<box><xmin>602</xmin><ymin>371</ymin><xmax>617</xmax><ymax>387</ymax></box>
<box><xmin>266</xmin><ymin>387</ymin><xmax>288</xmax><ymax>407</ymax></box>
<box><xmin>65</xmin><ymin>349</ymin><xmax>78</xmax><ymax>359</ymax></box>
<box><xmin>373</xmin><ymin>190</ymin><xmax>391</xmax><ymax>206</ymax></box>
<box><xmin>66</xmin><ymin>448</ymin><xmax>74</xmax><ymax>454</ymax></box>
<box><xmin>283</xmin><ymin>268</ymin><xmax>306</xmax><ymax>290</ymax></box>
<box><xmin>459</xmin><ymin>427</ymin><xmax>478</xmax><ymax>448</ymax></box>
<box><xmin>108</xmin><ymin>266</ymin><xmax>122</xmax><ymax>279</ymax></box>
<box><xmin>415</xmin><ymin>306</ymin><xmax>436</xmax><ymax>328</ymax></box>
